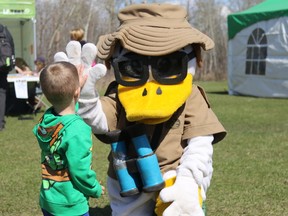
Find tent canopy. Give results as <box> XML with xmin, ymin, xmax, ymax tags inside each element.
<box><xmin>228</xmin><ymin>0</ymin><xmax>288</xmax><ymax>39</ymax></box>
<box><xmin>0</xmin><ymin>0</ymin><xmax>35</xmax><ymax>19</ymax></box>
<box><xmin>227</xmin><ymin>0</ymin><xmax>288</xmax><ymax>98</ymax></box>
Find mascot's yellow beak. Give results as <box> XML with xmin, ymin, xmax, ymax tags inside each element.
<box><xmin>118</xmin><ymin>74</ymin><xmax>193</xmax><ymax>124</ymax></box>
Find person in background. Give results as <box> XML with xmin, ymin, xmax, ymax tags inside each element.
<box><xmin>33</xmin><ymin>61</ymin><xmax>104</xmax><ymax>216</ymax></box>
<box><xmin>15</xmin><ymin>57</ymin><xmax>33</xmax><ymax>75</ymax></box>
<box><xmin>0</xmin><ymin>66</ymin><xmax>11</xmax><ymax>131</ymax></box>
<box><xmin>34</xmin><ymin>56</ymin><xmax>46</xmax><ymax>74</ymax></box>
<box><xmin>14</xmin><ymin>57</ymin><xmax>46</xmax><ymax>110</ymax></box>
<box><xmin>15</xmin><ymin>57</ymin><xmax>45</xmax><ymax>76</ymax></box>
<box><xmin>70</xmin><ymin>27</ymin><xmax>86</xmax><ymax>47</ymax></box>
<box><xmin>0</xmin><ymin>24</ymin><xmax>15</xmax><ymax>131</ymax></box>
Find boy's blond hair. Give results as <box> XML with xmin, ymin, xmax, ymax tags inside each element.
<box><xmin>70</xmin><ymin>28</ymin><xmax>85</xmax><ymax>41</ymax></box>
<box><xmin>40</xmin><ymin>61</ymin><xmax>79</xmax><ymax>108</ymax></box>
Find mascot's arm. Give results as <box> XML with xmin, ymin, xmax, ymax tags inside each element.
<box><xmin>54</xmin><ymin>41</ymin><xmax>109</xmax><ymax>134</ymax></box>
<box><xmin>78</xmin><ymin>93</ymin><xmax>109</xmax><ymax>134</ymax></box>
<box><xmin>158</xmin><ymin>135</ymin><xmax>213</xmax><ymax>216</ymax></box>
<box><xmin>77</xmin><ymin>43</ymin><xmax>108</xmax><ymax>134</ymax></box>
<box><xmin>180</xmin><ymin>135</ymin><xmax>214</xmax><ymax>193</ymax></box>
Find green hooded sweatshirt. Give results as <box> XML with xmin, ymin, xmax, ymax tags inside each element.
<box><xmin>33</xmin><ymin>108</ymin><xmax>102</xmax><ymax>216</ymax></box>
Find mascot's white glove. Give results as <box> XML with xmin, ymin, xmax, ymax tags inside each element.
<box><xmin>159</xmin><ymin>135</ymin><xmax>214</xmax><ymax>216</ymax></box>
<box><xmin>54</xmin><ymin>41</ymin><xmax>107</xmax><ymax>100</ymax></box>
<box><xmin>159</xmin><ymin>169</ymin><xmax>204</xmax><ymax>216</ymax></box>
<box><xmin>179</xmin><ymin>135</ymin><xmax>214</xmax><ymax>192</ymax></box>
<box><xmin>54</xmin><ymin>41</ymin><xmax>108</xmax><ymax>133</ymax></box>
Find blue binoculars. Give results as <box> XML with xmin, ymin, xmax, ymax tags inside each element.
<box><xmin>106</xmin><ymin>124</ymin><xmax>164</xmax><ymax>197</ymax></box>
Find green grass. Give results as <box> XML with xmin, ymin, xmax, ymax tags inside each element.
<box><xmin>1</xmin><ymin>81</ymin><xmax>287</xmax><ymax>215</ymax></box>
<box><xmin>195</xmin><ymin>81</ymin><xmax>288</xmax><ymax>216</ymax></box>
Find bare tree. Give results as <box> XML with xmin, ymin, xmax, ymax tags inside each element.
<box><xmin>35</xmin><ymin>0</ymin><xmax>265</xmax><ymax>82</ymax></box>
<box><xmin>229</xmin><ymin>0</ymin><xmax>264</xmax><ymax>12</ymax></box>
<box><xmin>187</xmin><ymin>0</ymin><xmax>226</xmax><ymax>80</ymax></box>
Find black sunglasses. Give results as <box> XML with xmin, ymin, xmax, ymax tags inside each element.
<box><xmin>111</xmin><ymin>51</ymin><xmax>194</xmax><ymax>87</ymax></box>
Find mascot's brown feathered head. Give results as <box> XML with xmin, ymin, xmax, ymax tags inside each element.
<box><xmin>97</xmin><ymin>3</ymin><xmax>214</xmax><ymax>124</ymax></box>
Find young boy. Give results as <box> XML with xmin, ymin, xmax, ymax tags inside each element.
<box><xmin>33</xmin><ymin>61</ymin><xmax>104</xmax><ymax>216</ymax></box>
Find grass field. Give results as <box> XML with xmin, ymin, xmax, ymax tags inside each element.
<box><xmin>0</xmin><ymin>81</ymin><xmax>287</xmax><ymax>216</ymax></box>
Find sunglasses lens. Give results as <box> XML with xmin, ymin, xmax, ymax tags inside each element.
<box><xmin>152</xmin><ymin>52</ymin><xmax>188</xmax><ymax>84</ymax></box>
<box><xmin>118</xmin><ymin>59</ymin><xmax>144</xmax><ymax>81</ymax></box>
<box><xmin>155</xmin><ymin>57</ymin><xmax>181</xmax><ymax>78</ymax></box>
<box><xmin>113</xmin><ymin>55</ymin><xmax>148</xmax><ymax>86</ymax></box>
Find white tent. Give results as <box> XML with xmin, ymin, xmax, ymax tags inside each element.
<box><xmin>227</xmin><ymin>0</ymin><xmax>288</xmax><ymax>98</ymax></box>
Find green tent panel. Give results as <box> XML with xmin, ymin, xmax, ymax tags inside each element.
<box><xmin>0</xmin><ymin>0</ymin><xmax>35</xmax><ymax>19</ymax></box>
<box><xmin>228</xmin><ymin>0</ymin><xmax>288</xmax><ymax>39</ymax></box>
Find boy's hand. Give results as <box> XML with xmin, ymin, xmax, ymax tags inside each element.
<box><xmin>77</xmin><ymin>65</ymin><xmax>87</xmax><ymax>89</ymax></box>
<box><xmin>99</xmin><ymin>180</ymin><xmax>105</xmax><ymax>195</ymax></box>
<box><xmin>101</xmin><ymin>184</ymin><xmax>105</xmax><ymax>195</ymax></box>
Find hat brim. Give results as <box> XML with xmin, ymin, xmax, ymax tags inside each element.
<box><xmin>97</xmin><ymin>25</ymin><xmax>214</xmax><ymax>60</ymax></box>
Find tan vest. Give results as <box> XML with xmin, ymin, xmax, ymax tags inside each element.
<box><xmin>100</xmin><ymin>82</ymin><xmax>226</xmax><ymax>179</ymax></box>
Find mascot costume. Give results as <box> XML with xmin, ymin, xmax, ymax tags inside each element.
<box><xmin>55</xmin><ymin>3</ymin><xmax>226</xmax><ymax>216</ymax></box>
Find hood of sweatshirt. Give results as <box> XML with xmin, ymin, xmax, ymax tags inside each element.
<box><xmin>33</xmin><ymin>107</ymin><xmax>81</xmax><ymax>146</ymax></box>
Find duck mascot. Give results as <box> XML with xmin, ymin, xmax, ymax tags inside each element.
<box><xmin>54</xmin><ymin>3</ymin><xmax>226</xmax><ymax>216</ymax></box>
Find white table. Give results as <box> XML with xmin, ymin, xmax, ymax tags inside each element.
<box><xmin>7</xmin><ymin>73</ymin><xmax>39</xmax><ymax>99</ymax></box>
<box><xmin>6</xmin><ymin>73</ymin><xmax>49</xmax><ymax>116</ymax></box>
<box><xmin>7</xmin><ymin>73</ymin><xmax>39</xmax><ymax>83</ymax></box>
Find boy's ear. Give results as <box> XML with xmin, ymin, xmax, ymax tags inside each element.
<box><xmin>74</xmin><ymin>87</ymin><xmax>81</xmax><ymax>100</ymax></box>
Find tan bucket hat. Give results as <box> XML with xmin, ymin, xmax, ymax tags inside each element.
<box><xmin>97</xmin><ymin>3</ymin><xmax>214</xmax><ymax>60</ymax></box>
